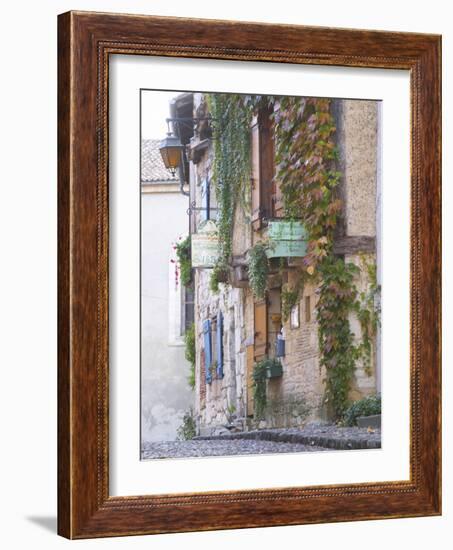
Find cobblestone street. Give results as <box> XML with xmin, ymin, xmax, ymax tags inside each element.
<box><xmin>141</xmin><ymin>425</ymin><xmax>381</xmax><ymax>459</ymax></box>
<box><xmin>141</xmin><ymin>439</ymin><xmax>330</xmax><ymax>459</ymax></box>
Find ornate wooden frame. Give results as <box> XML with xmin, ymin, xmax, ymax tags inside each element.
<box><xmin>58</xmin><ymin>11</ymin><xmax>441</xmax><ymax>539</ymax></box>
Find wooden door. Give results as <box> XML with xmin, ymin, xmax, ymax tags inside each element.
<box><xmin>246</xmin><ymin>345</ymin><xmax>255</xmax><ymax>417</ymax></box>
<box><xmin>254</xmin><ymin>299</ymin><xmax>268</xmax><ymax>360</ymax></box>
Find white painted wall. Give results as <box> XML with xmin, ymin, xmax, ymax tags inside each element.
<box><xmin>141</xmin><ymin>188</ymin><xmax>194</xmax><ymax>443</ymax></box>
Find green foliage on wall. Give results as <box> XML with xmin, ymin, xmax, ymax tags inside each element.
<box><xmin>203</xmin><ymin>93</ymin><xmax>380</xmax><ymax>420</ymax></box>
<box><xmin>281</xmin><ymin>281</ymin><xmax>301</xmax><ymax>322</ymax></box>
<box><xmin>184</xmin><ymin>323</ymin><xmax>196</xmax><ymax>390</ymax></box>
<box><xmin>354</xmin><ymin>255</ymin><xmax>381</xmax><ymax>375</ymax></box>
<box><xmin>209</xmin><ymin>261</ymin><xmax>229</xmax><ymax>294</ymax></box>
<box><xmin>175</xmin><ymin>235</ymin><xmax>192</xmax><ymax>287</ymax></box>
<box><xmin>206</xmin><ymin>94</ymin><xmax>253</xmax><ymax>290</ymax></box>
<box><xmin>176</xmin><ymin>408</ymin><xmax>197</xmax><ymax>440</ymax></box>
<box><xmin>271</xmin><ymin>97</ymin><xmax>380</xmax><ymax>419</ymax></box>
<box><xmin>316</xmin><ymin>255</ymin><xmax>381</xmax><ymax>417</ymax></box>
<box><xmin>316</xmin><ymin>257</ymin><xmax>360</xmax><ymax>417</ymax></box>
<box><xmin>274</xmin><ymin>97</ymin><xmax>341</xmax><ymax>269</ymax></box>
<box><xmin>270</xmin><ymin>97</ymin><xmax>352</xmax><ymax>417</ymax></box>
<box><xmin>252</xmin><ymin>359</ymin><xmax>269</xmax><ymax>419</ymax></box>
<box><xmin>247</xmin><ymin>242</ymin><xmax>269</xmax><ymax>300</ymax></box>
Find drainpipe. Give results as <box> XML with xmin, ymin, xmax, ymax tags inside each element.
<box><xmin>170</xmin><ymin>99</ymin><xmax>190</xmax><ymax>197</ymax></box>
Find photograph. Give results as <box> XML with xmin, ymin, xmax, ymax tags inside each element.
<box><xmin>140</xmin><ymin>90</ymin><xmax>382</xmax><ymax>460</ymax></box>
<box><xmin>52</xmin><ymin>8</ymin><xmax>441</xmax><ymax>540</ymax></box>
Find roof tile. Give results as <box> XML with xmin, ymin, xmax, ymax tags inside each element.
<box><xmin>141</xmin><ymin>139</ymin><xmax>178</xmax><ymax>183</ymax></box>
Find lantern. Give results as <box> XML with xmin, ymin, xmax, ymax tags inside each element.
<box><xmin>159</xmin><ymin>133</ymin><xmax>184</xmax><ymax>175</ymax></box>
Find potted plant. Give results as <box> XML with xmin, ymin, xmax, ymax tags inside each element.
<box><xmin>262</xmin><ymin>357</ymin><xmax>283</xmax><ymax>379</ymax></box>
<box><xmin>343</xmin><ymin>394</ymin><xmax>381</xmax><ymax>427</ymax></box>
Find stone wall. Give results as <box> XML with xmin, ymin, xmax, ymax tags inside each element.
<box><xmin>252</xmin><ymin>99</ymin><xmax>380</xmax><ymax>428</ymax></box>
<box><xmin>190</xmin><ymin>94</ymin><xmax>253</xmax><ymax>433</ymax></box>
<box><xmin>336</xmin><ymin>99</ymin><xmax>378</xmax><ymax>238</ymax></box>
<box><xmin>191</xmin><ymin>95</ymin><xmax>380</xmax><ymax>432</ymax></box>
<box><xmin>346</xmin><ymin>252</ymin><xmax>378</xmax><ymax>400</ymax></box>
<box><xmin>193</xmin><ymin>270</ymin><xmax>250</xmax><ymax>434</ymax></box>
<box><xmin>275</xmin><ymin>280</ymin><xmax>325</xmax><ymax>424</ymax></box>
<box><xmin>337</xmin><ymin>99</ymin><xmax>379</xmax><ymax>399</ymax></box>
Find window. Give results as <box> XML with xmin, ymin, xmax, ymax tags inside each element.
<box><xmin>250</xmin><ymin>106</ymin><xmax>283</xmax><ymax>231</ymax></box>
<box><xmin>200</xmin><ymin>178</ymin><xmax>210</xmax><ymax>221</ymax></box>
<box><xmin>305</xmin><ymin>295</ymin><xmax>311</xmax><ymax>323</ymax></box>
<box><xmin>203</xmin><ymin>319</ymin><xmax>212</xmax><ymax>384</ymax></box>
<box><xmin>168</xmin><ymin>250</ymin><xmax>191</xmax><ymax>345</ymax></box>
<box><xmin>181</xmin><ymin>285</ymin><xmax>194</xmax><ymax>334</ymax></box>
<box><xmin>203</xmin><ymin>313</ymin><xmax>224</xmax><ymax>383</ymax></box>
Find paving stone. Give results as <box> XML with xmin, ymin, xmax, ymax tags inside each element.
<box><xmin>141</xmin><ymin>425</ymin><xmax>381</xmax><ymax>459</ymax></box>
<box><xmin>194</xmin><ymin>425</ymin><xmax>381</xmax><ymax>450</ymax></box>
<box><xmin>141</xmin><ymin>439</ymin><xmax>330</xmax><ymax>459</ymax></box>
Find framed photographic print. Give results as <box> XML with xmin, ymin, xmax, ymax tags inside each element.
<box><xmin>58</xmin><ymin>11</ymin><xmax>441</xmax><ymax>539</ymax></box>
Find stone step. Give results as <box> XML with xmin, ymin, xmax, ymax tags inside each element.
<box><xmin>193</xmin><ymin>427</ymin><xmax>381</xmax><ymax>450</ymax></box>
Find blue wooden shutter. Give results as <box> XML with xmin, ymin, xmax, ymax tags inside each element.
<box><xmin>216</xmin><ymin>311</ymin><xmax>224</xmax><ymax>378</ymax></box>
<box><xmin>203</xmin><ymin>319</ymin><xmax>212</xmax><ymax>384</ymax></box>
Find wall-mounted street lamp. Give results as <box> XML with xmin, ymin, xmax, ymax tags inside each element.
<box><xmin>159</xmin><ymin>132</ymin><xmax>184</xmax><ymax>176</ymax></box>
<box><xmin>159</xmin><ymin>117</ymin><xmax>213</xmax><ymax>197</ymax></box>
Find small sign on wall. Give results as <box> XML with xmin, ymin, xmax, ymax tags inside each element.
<box><xmin>191</xmin><ymin>220</ymin><xmax>219</xmax><ymax>267</ymax></box>
<box><xmin>266</xmin><ymin>220</ymin><xmax>308</xmax><ymax>259</ymax></box>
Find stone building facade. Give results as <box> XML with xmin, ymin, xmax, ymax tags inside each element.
<box><xmin>180</xmin><ymin>93</ymin><xmax>380</xmax><ymax>435</ymax></box>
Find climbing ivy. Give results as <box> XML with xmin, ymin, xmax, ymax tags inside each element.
<box><xmin>316</xmin><ymin>255</ymin><xmax>380</xmax><ymax>416</ymax></box>
<box><xmin>174</xmin><ymin>235</ymin><xmax>192</xmax><ymax>287</ymax></box>
<box><xmin>281</xmin><ymin>285</ymin><xmax>298</xmax><ymax>322</ymax></box>
<box><xmin>272</xmin><ymin>97</ymin><xmax>380</xmax><ymax>419</ymax></box>
<box><xmin>184</xmin><ymin>323</ymin><xmax>196</xmax><ymax>390</ymax></box>
<box><xmin>206</xmin><ymin>94</ymin><xmax>253</xmax><ymax>288</ymax></box>
<box><xmin>204</xmin><ymin>93</ymin><xmax>380</xmax><ymax>420</ymax></box>
<box><xmin>354</xmin><ymin>255</ymin><xmax>381</xmax><ymax>376</ymax></box>
<box><xmin>274</xmin><ymin>97</ymin><xmax>342</xmax><ymax>269</ymax></box>
<box><xmin>247</xmin><ymin>242</ymin><xmax>269</xmax><ymax>300</ymax></box>
<box><xmin>316</xmin><ymin>257</ymin><xmax>360</xmax><ymax>417</ymax></box>
<box><xmin>252</xmin><ymin>359</ymin><xmax>269</xmax><ymax>419</ymax></box>
<box><xmin>209</xmin><ymin>261</ymin><xmax>229</xmax><ymax>294</ymax></box>
<box><xmin>281</xmin><ymin>277</ymin><xmax>305</xmax><ymax>322</ymax></box>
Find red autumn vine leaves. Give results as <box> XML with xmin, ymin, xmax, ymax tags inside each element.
<box><xmin>214</xmin><ymin>94</ymin><xmax>378</xmax><ymax>419</ymax></box>
<box><xmin>273</xmin><ymin>97</ymin><xmax>342</xmax><ymax>274</ymax></box>
<box><xmin>271</xmin><ymin>96</ymin><xmax>378</xmax><ymax>418</ymax></box>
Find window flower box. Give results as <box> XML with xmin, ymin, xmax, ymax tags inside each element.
<box><xmin>266</xmin><ymin>359</ymin><xmax>283</xmax><ymax>379</ymax></box>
